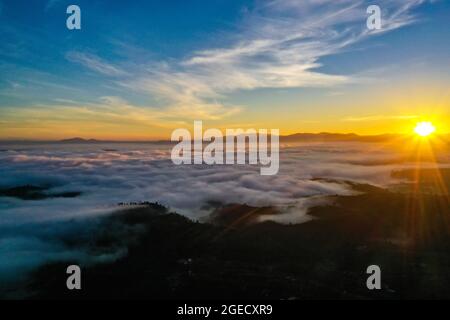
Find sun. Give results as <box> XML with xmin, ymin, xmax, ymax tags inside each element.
<box><xmin>414</xmin><ymin>121</ymin><xmax>436</xmax><ymax>137</ymax></box>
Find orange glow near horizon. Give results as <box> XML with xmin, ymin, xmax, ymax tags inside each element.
<box><xmin>0</xmin><ymin>102</ymin><xmax>449</xmax><ymax>140</ymax></box>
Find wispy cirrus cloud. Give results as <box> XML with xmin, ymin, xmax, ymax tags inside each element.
<box><xmin>179</xmin><ymin>0</ymin><xmax>430</xmax><ymax>87</ymax></box>
<box><xmin>66</xmin><ymin>51</ymin><xmax>129</xmax><ymax>77</ymax></box>
<box><xmin>114</xmin><ymin>0</ymin><xmax>429</xmax><ymax>119</ymax></box>
<box><xmin>0</xmin><ymin>94</ymin><xmax>242</xmax><ymax>140</ymax></box>
<box><xmin>343</xmin><ymin>115</ymin><xmax>420</xmax><ymax>122</ymax></box>
<box><xmin>0</xmin><ymin>0</ymin><xmax>434</xmax><ymax>138</ymax></box>
<box><xmin>45</xmin><ymin>0</ymin><xmax>62</xmax><ymax>12</ymax></box>
<box><xmin>59</xmin><ymin>0</ymin><xmax>432</xmax><ymax>125</ymax></box>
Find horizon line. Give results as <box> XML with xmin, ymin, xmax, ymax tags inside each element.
<box><xmin>1</xmin><ymin>132</ymin><xmax>449</xmax><ymax>143</ymax></box>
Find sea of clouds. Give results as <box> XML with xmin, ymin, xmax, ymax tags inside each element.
<box><xmin>0</xmin><ymin>141</ymin><xmax>448</xmax><ymax>292</ymax></box>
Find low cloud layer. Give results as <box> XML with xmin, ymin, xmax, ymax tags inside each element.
<box><xmin>0</xmin><ymin>141</ymin><xmax>448</xmax><ymax>289</ymax></box>
<box><xmin>1</xmin><ymin>141</ymin><xmax>449</xmax><ymax>224</ymax></box>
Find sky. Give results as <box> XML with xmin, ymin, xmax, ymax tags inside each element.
<box><xmin>0</xmin><ymin>0</ymin><xmax>449</xmax><ymax>140</ymax></box>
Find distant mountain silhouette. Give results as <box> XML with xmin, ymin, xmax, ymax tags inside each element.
<box><xmin>59</xmin><ymin>137</ymin><xmax>100</xmax><ymax>143</ymax></box>
<box><xmin>56</xmin><ymin>133</ymin><xmax>400</xmax><ymax>144</ymax></box>
<box><xmin>20</xmin><ymin>132</ymin><xmax>446</xmax><ymax>144</ymax></box>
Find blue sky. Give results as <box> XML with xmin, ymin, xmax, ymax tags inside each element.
<box><xmin>0</xmin><ymin>0</ymin><xmax>449</xmax><ymax>139</ymax></box>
